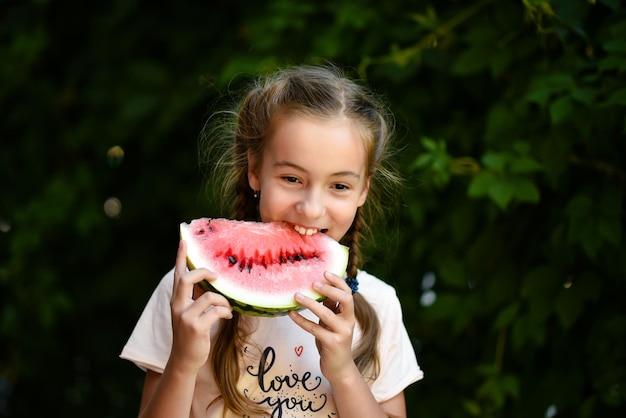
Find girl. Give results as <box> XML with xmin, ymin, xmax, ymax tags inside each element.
<box><xmin>121</xmin><ymin>64</ymin><xmax>423</xmax><ymax>418</ymax></box>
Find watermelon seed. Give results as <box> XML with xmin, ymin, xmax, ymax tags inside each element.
<box><xmin>246</xmin><ymin>263</ymin><xmax>252</xmax><ymax>273</ymax></box>
<box><xmin>228</xmin><ymin>255</ymin><xmax>237</xmax><ymax>265</ymax></box>
<box><xmin>294</xmin><ymin>253</ymin><xmax>306</xmax><ymax>261</ymax></box>
<box><xmin>280</xmin><ymin>256</ymin><xmax>287</xmax><ymax>264</ymax></box>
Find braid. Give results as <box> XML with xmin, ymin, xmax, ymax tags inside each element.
<box><xmin>342</xmin><ymin>209</ymin><xmax>381</xmax><ymax>380</ymax></box>
<box><xmin>343</xmin><ymin>210</ymin><xmax>362</xmax><ymax>280</ymax></box>
<box><xmin>232</xmin><ymin>175</ymin><xmax>257</xmax><ymax>221</ymax></box>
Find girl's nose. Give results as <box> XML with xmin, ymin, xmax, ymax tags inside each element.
<box><xmin>296</xmin><ymin>189</ymin><xmax>326</xmax><ymax>219</ymax></box>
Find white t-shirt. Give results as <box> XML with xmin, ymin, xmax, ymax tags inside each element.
<box><xmin>120</xmin><ymin>269</ymin><xmax>423</xmax><ymax>417</ymax></box>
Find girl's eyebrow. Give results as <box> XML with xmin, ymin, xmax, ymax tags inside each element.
<box><xmin>274</xmin><ymin>160</ymin><xmax>361</xmax><ymax>179</ymax></box>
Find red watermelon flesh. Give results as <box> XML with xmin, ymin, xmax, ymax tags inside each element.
<box><xmin>180</xmin><ymin>218</ymin><xmax>349</xmax><ymax>316</ymax></box>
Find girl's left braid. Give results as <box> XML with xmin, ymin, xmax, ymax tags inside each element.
<box><xmin>344</xmin><ymin>208</ymin><xmax>363</xmax><ymax>278</ymax></box>
<box><xmin>344</xmin><ymin>208</ymin><xmax>381</xmax><ymax>378</ymax></box>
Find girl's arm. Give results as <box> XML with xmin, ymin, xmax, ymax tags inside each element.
<box><xmin>137</xmin><ymin>240</ymin><xmax>233</xmax><ymax>418</ymax></box>
<box><xmin>289</xmin><ymin>272</ymin><xmax>405</xmax><ymax>418</ymax></box>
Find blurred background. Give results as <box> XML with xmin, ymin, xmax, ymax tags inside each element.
<box><xmin>1</xmin><ymin>0</ymin><xmax>625</xmax><ymax>416</ymax></box>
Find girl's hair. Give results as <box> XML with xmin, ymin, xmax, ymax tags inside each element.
<box><xmin>201</xmin><ymin>64</ymin><xmax>401</xmax><ymax>415</ymax></box>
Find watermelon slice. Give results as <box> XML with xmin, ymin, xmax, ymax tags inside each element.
<box><xmin>180</xmin><ymin>218</ymin><xmax>349</xmax><ymax>316</ymax></box>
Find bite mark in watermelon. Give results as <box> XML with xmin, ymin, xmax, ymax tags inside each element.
<box><xmin>180</xmin><ymin>218</ymin><xmax>349</xmax><ymax>316</ymax></box>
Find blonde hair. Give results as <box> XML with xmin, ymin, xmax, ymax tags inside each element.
<box><xmin>201</xmin><ymin>64</ymin><xmax>401</xmax><ymax>415</ymax></box>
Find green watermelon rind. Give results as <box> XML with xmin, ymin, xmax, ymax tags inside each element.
<box><xmin>194</xmin><ymin>279</ymin><xmax>310</xmax><ymax>317</ymax></box>
<box><xmin>180</xmin><ymin>221</ymin><xmax>350</xmax><ymax>317</ymax></box>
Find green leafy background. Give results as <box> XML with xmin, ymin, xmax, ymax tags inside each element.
<box><xmin>1</xmin><ymin>0</ymin><xmax>625</xmax><ymax>416</ymax></box>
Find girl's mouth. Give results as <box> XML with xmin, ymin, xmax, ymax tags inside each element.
<box><xmin>293</xmin><ymin>225</ymin><xmax>328</xmax><ymax>236</ymax></box>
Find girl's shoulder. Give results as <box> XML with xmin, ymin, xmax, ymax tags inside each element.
<box><xmin>355</xmin><ymin>269</ymin><xmax>403</xmax><ymax>311</ymax></box>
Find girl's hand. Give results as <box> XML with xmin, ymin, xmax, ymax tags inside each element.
<box><xmin>168</xmin><ymin>240</ymin><xmax>233</xmax><ymax>375</ymax></box>
<box><xmin>288</xmin><ymin>271</ymin><xmax>357</xmax><ymax>382</ymax></box>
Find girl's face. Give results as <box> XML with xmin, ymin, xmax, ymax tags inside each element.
<box><xmin>248</xmin><ymin>115</ymin><xmax>370</xmax><ymax>242</ymax></box>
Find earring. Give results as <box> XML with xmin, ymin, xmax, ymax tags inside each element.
<box><xmin>253</xmin><ymin>190</ymin><xmax>259</xmax><ymax>199</ymax></box>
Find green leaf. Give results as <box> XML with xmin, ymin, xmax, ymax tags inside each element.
<box><xmin>468</xmin><ymin>171</ymin><xmax>497</xmax><ymax>197</ymax></box>
<box><xmin>571</xmin><ymin>87</ymin><xmax>597</xmax><ymax>105</ymax></box>
<box><xmin>549</xmin><ymin>95</ymin><xmax>574</xmax><ymax>125</ymax></box>
<box><xmin>600</xmin><ymin>0</ymin><xmax>621</xmax><ymax>11</ymax></box>
<box><xmin>421</xmin><ymin>136</ymin><xmax>439</xmax><ymax>152</ymax></box>
<box><xmin>409</xmin><ymin>6</ymin><xmax>438</xmax><ymax>30</ymax></box>
<box><xmin>565</xmin><ymin>193</ymin><xmax>593</xmax><ymax>218</ymax></box>
<box><xmin>512</xmin><ymin>314</ymin><xmax>546</xmax><ymax>349</ymax></box>
<box><xmin>412</xmin><ymin>153</ymin><xmax>434</xmax><ymax>169</ymax></box>
<box><xmin>603</xmin><ymin>39</ymin><xmax>626</xmax><ymax>54</ymax></box>
<box><xmin>468</xmin><ymin>171</ymin><xmax>538</xmax><ymax>208</ymax></box>
<box><xmin>555</xmin><ymin>273</ymin><xmax>601</xmax><ymax>329</ymax></box>
<box><xmin>603</xmin><ymin>88</ymin><xmax>626</xmax><ymax>106</ymax></box>
<box><xmin>488</xmin><ymin>178</ymin><xmax>515</xmax><ymax>209</ymax></box>
<box><xmin>526</xmin><ymin>87</ymin><xmax>554</xmax><ymax>107</ymax></box>
<box><xmin>501</xmin><ymin>374</ymin><xmax>521</xmax><ymax>398</ymax></box>
<box><xmin>462</xmin><ymin>399</ymin><xmax>482</xmax><ymax>417</ymax></box>
<box><xmin>477</xmin><ymin>373</ymin><xmax>520</xmax><ymax>408</ymax></box>
<box><xmin>510</xmin><ymin>156</ymin><xmax>543</xmax><ymax>173</ymax></box>
<box><xmin>564</xmin><ymin>192</ymin><xmax>619</xmax><ymax>258</ymax></box>
<box><xmin>554</xmin><ymin>289</ymin><xmax>583</xmax><ymax>329</ymax></box>
<box><xmin>482</xmin><ymin>152</ymin><xmax>509</xmax><ymax>171</ymax></box>
<box><xmin>526</xmin><ymin>74</ymin><xmax>575</xmax><ymax>107</ymax></box>
<box><xmin>598</xmin><ymin>54</ymin><xmax>626</xmax><ymax>72</ymax></box>
<box><xmin>489</xmin><ymin>47</ymin><xmax>513</xmax><ymax>76</ymax></box>
<box><xmin>438</xmin><ymin>258</ymin><xmax>467</xmax><ymax>289</ymax></box>
<box><xmin>452</xmin><ymin>47</ymin><xmax>489</xmax><ymax>75</ymax></box>
<box><xmin>120</xmin><ymin>94</ymin><xmax>160</xmax><ymax>121</ymax></box>
<box><xmin>511</xmin><ymin>177</ymin><xmax>541</xmax><ymax>203</ymax></box>
<box><xmin>493</xmin><ymin>302</ymin><xmax>521</xmax><ymax>331</ymax></box>
<box><xmin>608</xmin><ymin>19</ymin><xmax>626</xmax><ymax>38</ymax></box>
<box><xmin>598</xmin><ymin>217</ymin><xmax>622</xmax><ymax>246</ymax></box>
<box><xmin>425</xmin><ymin>293</ymin><xmax>463</xmax><ymax>321</ymax></box>
<box><xmin>512</xmin><ymin>141</ymin><xmax>531</xmax><ymax>155</ymax></box>
<box><xmin>522</xmin><ymin>265</ymin><xmax>562</xmax><ymax>299</ymax></box>
<box><xmin>484</xmin><ymin>104</ymin><xmax>518</xmax><ymax>144</ymax></box>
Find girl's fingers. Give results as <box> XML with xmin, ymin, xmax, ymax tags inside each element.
<box><xmin>322</xmin><ymin>271</ymin><xmax>353</xmax><ymax>297</ymax></box>
<box><xmin>173</xmin><ymin>240</ymin><xmax>187</xmax><ymax>291</ymax></box>
<box><xmin>322</xmin><ymin>296</ymin><xmax>339</xmax><ymax>314</ymax></box>
<box><xmin>173</xmin><ymin>240</ymin><xmax>194</xmax><ymax>304</ymax></box>
<box><xmin>184</xmin><ymin>288</ymin><xmax>233</xmax><ymax>319</ymax></box>
<box><xmin>309</xmin><ymin>272</ymin><xmax>354</xmax><ymax>314</ymax></box>
<box><xmin>172</xmin><ymin>240</ymin><xmax>220</xmax><ymax>310</ymax></box>
<box><xmin>288</xmin><ymin>303</ymin><xmax>334</xmax><ymax>340</ymax></box>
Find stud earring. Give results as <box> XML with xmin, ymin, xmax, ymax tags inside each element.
<box><xmin>253</xmin><ymin>190</ymin><xmax>259</xmax><ymax>199</ymax></box>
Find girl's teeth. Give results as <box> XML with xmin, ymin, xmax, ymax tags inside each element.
<box><xmin>294</xmin><ymin>225</ymin><xmax>318</xmax><ymax>236</ymax></box>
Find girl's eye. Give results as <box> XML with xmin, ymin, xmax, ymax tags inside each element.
<box><xmin>333</xmin><ymin>183</ymin><xmax>350</xmax><ymax>191</ymax></box>
<box><xmin>283</xmin><ymin>176</ymin><xmax>299</xmax><ymax>183</ymax></box>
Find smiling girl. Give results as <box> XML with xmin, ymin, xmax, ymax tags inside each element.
<box><xmin>121</xmin><ymin>64</ymin><xmax>423</xmax><ymax>418</ymax></box>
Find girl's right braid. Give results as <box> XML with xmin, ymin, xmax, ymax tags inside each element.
<box><xmin>344</xmin><ymin>209</ymin><xmax>381</xmax><ymax>379</ymax></box>
<box><xmin>231</xmin><ymin>167</ymin><xmax>257</xmax><ymax>221</ymax></box>
<box><xmin>209</xmin><ymin>161</ymin><xmax>267</xmax><ymax>416</ymax></box>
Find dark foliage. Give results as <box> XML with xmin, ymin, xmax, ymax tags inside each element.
<box><xmin>1</xmin><ymin>0</ymin><xmax>624</xmax><ymax>416</ymax></box>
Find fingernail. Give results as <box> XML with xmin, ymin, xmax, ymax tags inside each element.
<box><xmin>313</xmin><ymin>281</ymin><xmax>323</xmax><ymax>290</ymax></box>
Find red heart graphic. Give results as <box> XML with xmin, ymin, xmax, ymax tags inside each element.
<box><xmin>294</xmin><ymin>346</ymin><xmax>303</xmax><ymax>356</ymax></box>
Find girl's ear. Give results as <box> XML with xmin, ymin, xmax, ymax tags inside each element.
<box><xmin>247</xmin><ymin>152</ymin><xmax>261</xmax><ymax>191</ymax></box>
<box><xmin>357</xmin><ymin>177</ymin><xmax>370</xmax><ymax>207</ymax></box>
